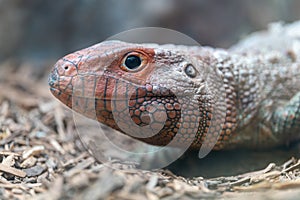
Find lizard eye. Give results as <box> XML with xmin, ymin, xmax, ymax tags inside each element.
<box><xmin>121</xmin><ymin>51</ymin><xmax>148</xmax><ymax>72</ymax></box>
<box><xmin>184</xmin><ymin>64</ymin><xmax>197</xmax><ymax>78</ymax></box>
<box><xmin>124</xmin><ymin>55</ymin><xmax>141</xmax><ymax>70</ymax></box>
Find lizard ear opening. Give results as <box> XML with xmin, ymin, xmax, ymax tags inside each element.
<box><xmin>184</xmin><ymin>64</ymin><xmax>197</xmax><ymax>78</ymax></box>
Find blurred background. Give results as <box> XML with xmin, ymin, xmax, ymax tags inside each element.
<box><xmin>1</xmin><ymin>0</ymin><xmax>300</xmax><ymax>63</ymax></box>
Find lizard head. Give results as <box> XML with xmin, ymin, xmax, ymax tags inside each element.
<box><xmin>49</xmin><ymin>40</ymin><xmax>225</xmax><ymax>148</ymax></box>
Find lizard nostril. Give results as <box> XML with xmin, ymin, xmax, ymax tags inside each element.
<box><xmin>59</xmin><ymin>62</ymin><xmax>76</xmax><ymax>75</ymax></box>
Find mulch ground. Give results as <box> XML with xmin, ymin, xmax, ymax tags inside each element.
<box><xmin>0</xmin><ymin>60</ymin><xmax>300</xmax><ymax>200</ymax></box>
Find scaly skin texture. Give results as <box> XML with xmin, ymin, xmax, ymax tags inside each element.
<box><xmin>49</xmin><ymin>22</ymin><xmax>300</xmax><ymax>150</ymax></box>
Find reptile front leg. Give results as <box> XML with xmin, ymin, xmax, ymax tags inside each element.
<box><xmin>271</xmin><ymin>92</ymin><xmax>300</xmax><ymax>141</ymax></box>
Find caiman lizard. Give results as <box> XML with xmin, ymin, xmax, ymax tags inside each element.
<box><xmin>49</xmin><ymin>22</ymin><xmax>300</xmax><ymax>150</ymax></box>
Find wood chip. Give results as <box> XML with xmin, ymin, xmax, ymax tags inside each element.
<box><xmin>0</xmin><ymin>183</ymin><xmax>27</xmax><ymax>190</ymax></box>
<box><xmin>272</xmin><ymin>179</ymin><xmax>300</xmax><ymax>190</ymax></box>
<box><xmin>54</xmin><ymin>105</ymin><xmax>66</xmax><ymax>140</ymax></box>
<box><xmin>146</xmin><ymin>175</ymin><xmax>158</xmax><ymax>190</ymax></box>
<box><xmin>64</xmin><ymin>157</ymin><xmax>95</xmax><ymax>177</ymax></box>
<box><xmin>24</xmin><ymin>165</ymin><xmax>47</xmax><ymax>177</ymax></box>
<box><xmin>0</xmin><ymin>151</ymin><xmax>21</xmax><ymax>157</ymax></box>
<box><xmin>0</xmin><ymin>163</ymin><xmax>26</xmax><ymax>177</ymax></box>
<box><xmin>1</xmin><ymin>155</ymin><xmax>15</xmax><ymax>166</ymax></box>
<box><xmin>11</xmin><ymin>188</ymin><xmax>23</xmax><ymax>194</ymax></box>
<box><xmin>22</xmin><ymin>146</ymin><xmax>45</xmax><ymax>159</ymax></box>
<box><xmin>20</xmin><ymin>156</ymin><xmax>37</xmax><ymax>168</ymax></box>
<box><xmin>282</xmin><ymin>160</ymin><xmax>300</xmax><ymax>173</ymax></box>
<box><xmin>250</xmin><ymin>171</ymin><xmax>281</xmax><ymax>183</ymax></box>
<box><xmin>49</xmin><ymin>139</ymin><xmax>65</xmax><ymax>154</ymax></box>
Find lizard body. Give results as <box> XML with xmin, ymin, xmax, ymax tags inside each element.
<box><xmin>49</xmin><ymin>22</ymin><xmax>300</xmax><ymax>150</ymax></box>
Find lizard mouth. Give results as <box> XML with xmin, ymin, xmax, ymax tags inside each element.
<box><xmin>50</xmin><ymin>78</ymin><xmax>177</xmax><ymax>101</ymax></box>
<box><xmin>49</xmin><ymin>87</ymin><xmax>72</xmax><ymax>106</ymax></box>
<box><xmin>49</xmin><ymin>87</ymin><xmax>62</xmax><ymax>97</ymax></box>
<box><xmin>49</xmin><ymin>84</ymin><xmax>178</xmax><ymax>107</ymax></box>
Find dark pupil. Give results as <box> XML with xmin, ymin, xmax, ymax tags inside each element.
<box><xmin>125</xmin><ymin>55</ymin><xmax>141</xmax><ymax>69</ymax></box>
